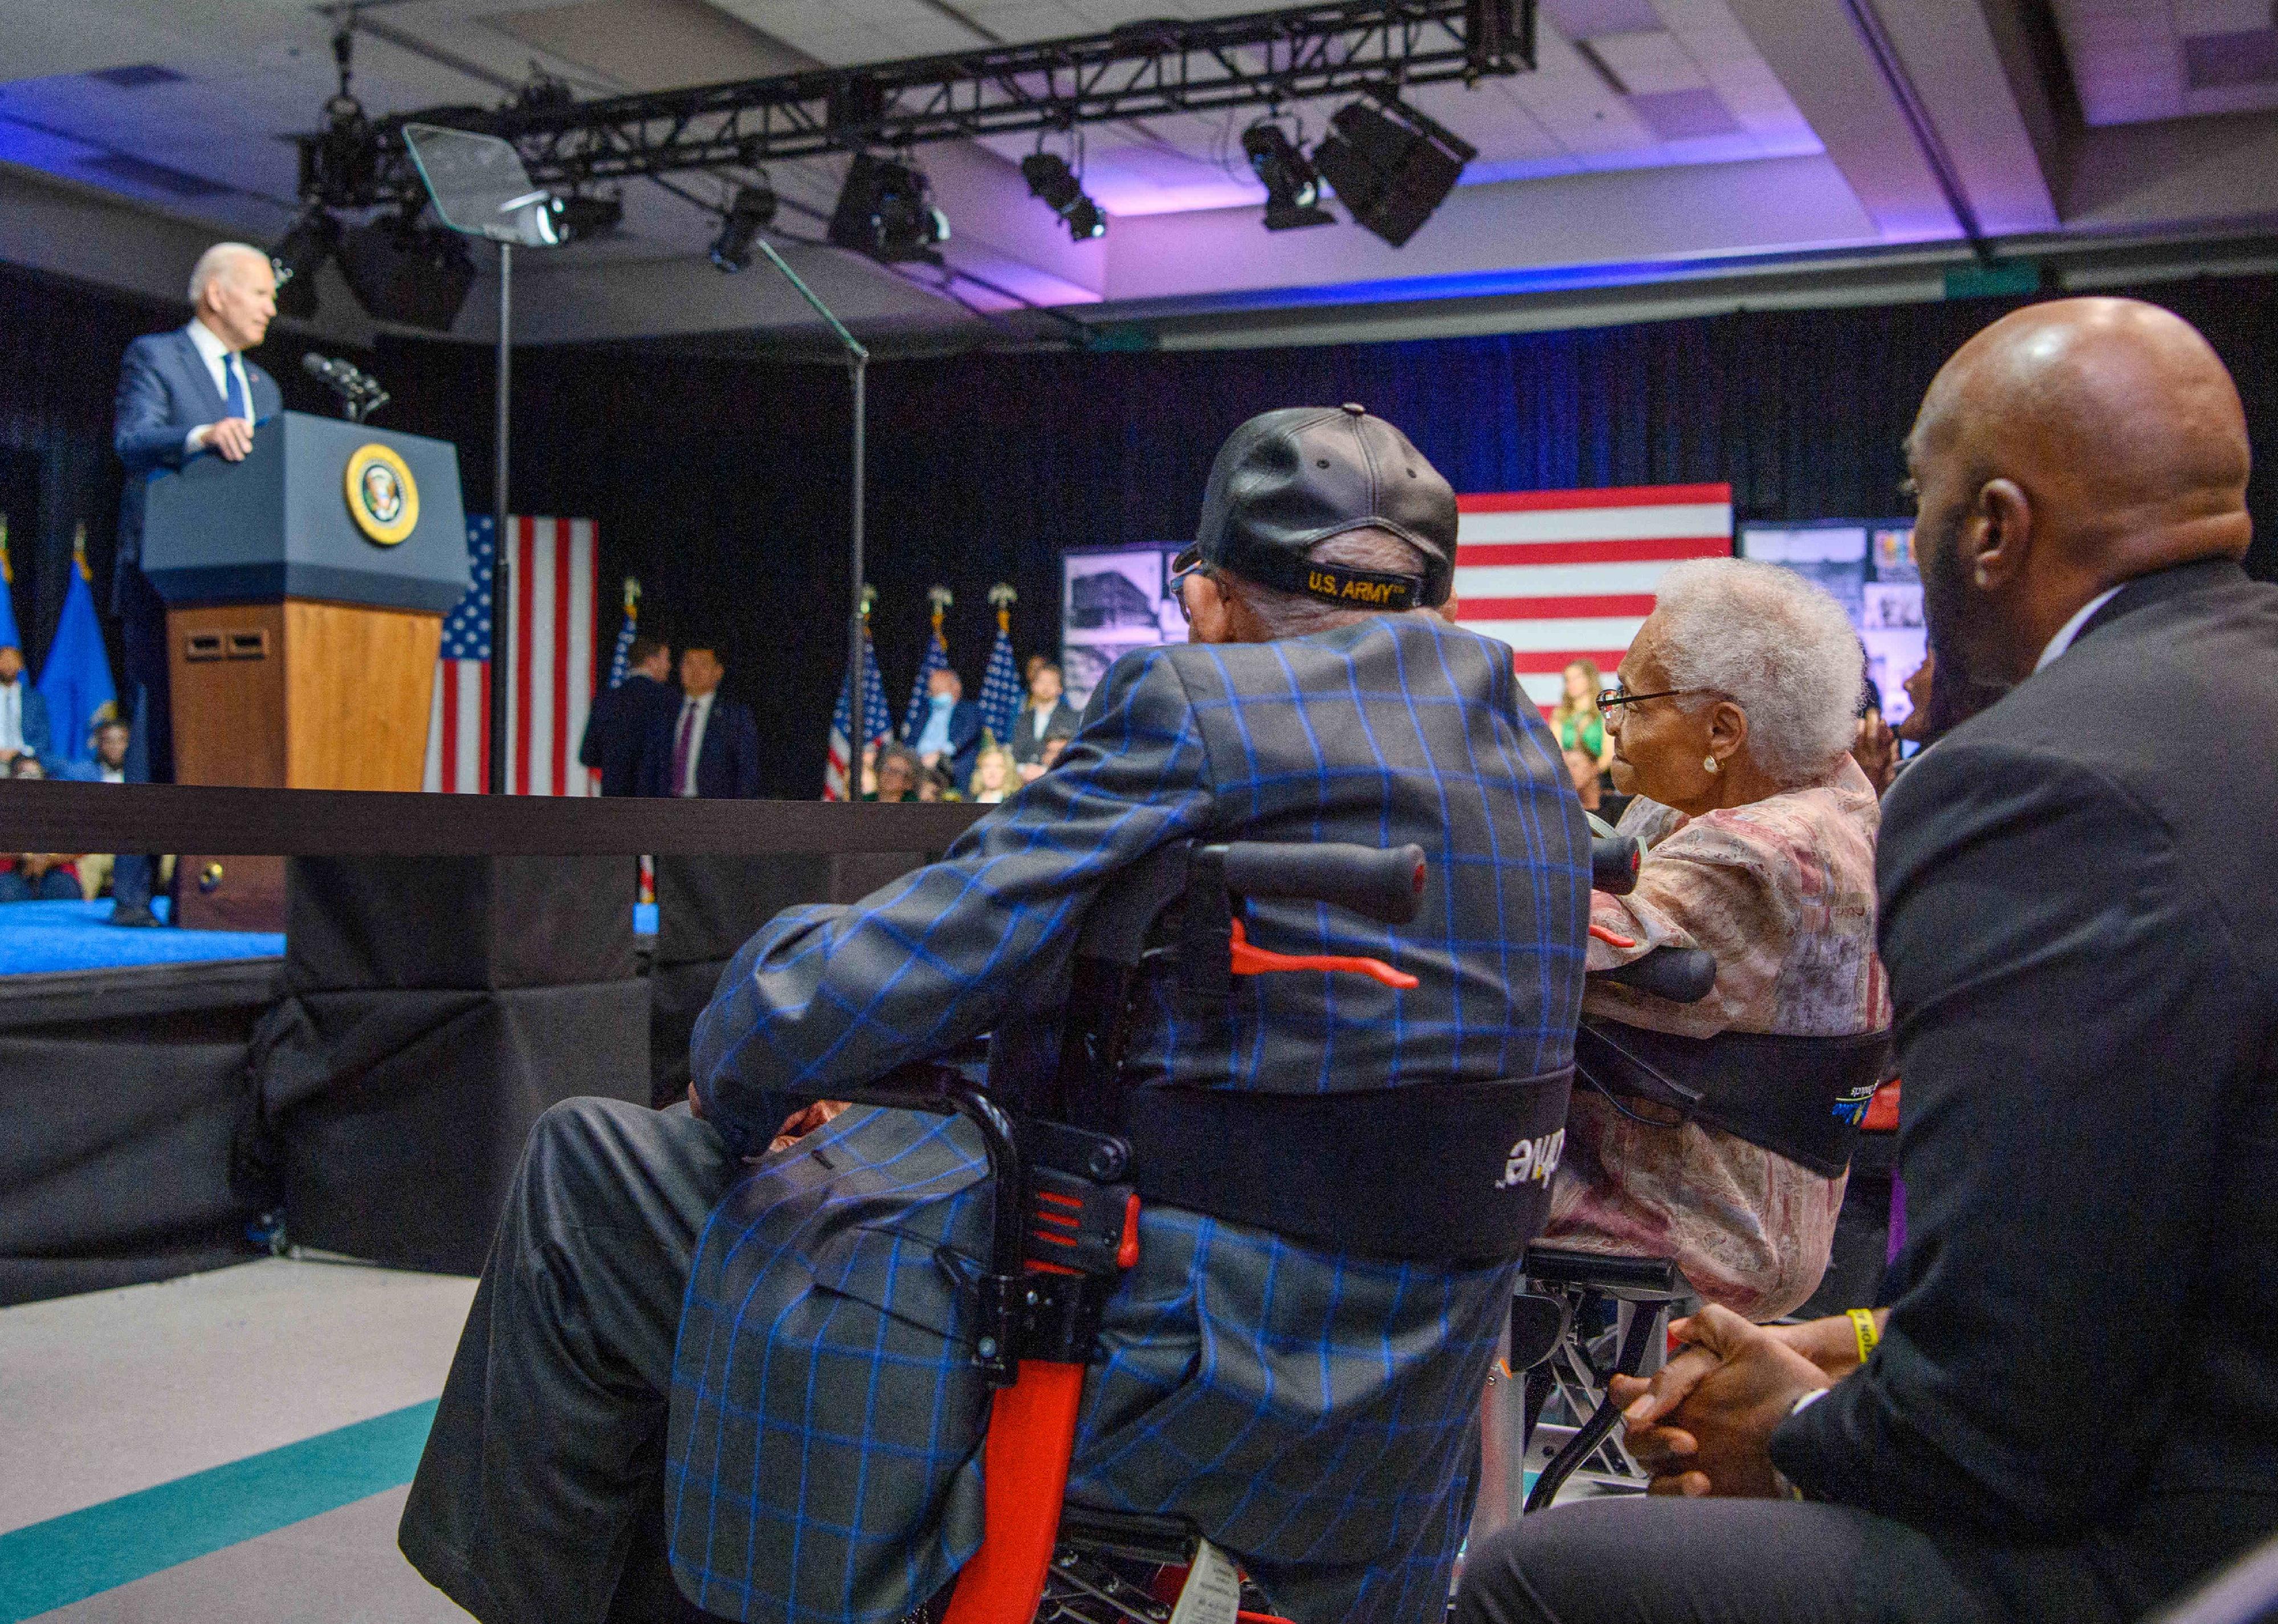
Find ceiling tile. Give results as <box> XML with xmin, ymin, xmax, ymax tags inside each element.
<box><xmin>1590</xmin><ymin>30</ymin><xmax>1709</xmax><ymax>94</ymax></box>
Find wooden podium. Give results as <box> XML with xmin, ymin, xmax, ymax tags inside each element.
<box><xmin>141</xmin><ymin>411</ymin><xmax>470</xmax><ymax>925</ymax></box>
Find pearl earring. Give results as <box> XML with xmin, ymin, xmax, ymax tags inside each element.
<box><xmin>1703</xmin><ymin>755</ymin><xmax>1720</xmax><ymax>774</ymax></box>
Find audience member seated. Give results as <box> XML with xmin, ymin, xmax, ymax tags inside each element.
<box><xmin>59</xmin><ymin>717</ymin><xmax>133</xmax><ymax>901</ymax></box>
<box><xmin>909</xmin><ymin>666</ymin><xmax>981</xmax><ymax>791</ymax></box>
<box><xmin>968</xmin><ymin>744</ymin><xmax>1015</xmax><ymax>803</ymax></box>
<box><xmin>1541</xmin><ymin>558</ymin><xmax>1888</xmax><ymax>1321</ymax></box>
<box><xmin>1009</xmin><ymin>658</ymin><xmax>1078</xmax><ymax>780</ymax></box>
<box><xmin>397</xmin><ymin>404</ymin><xmax>1590</xmax><ymax>1624</ymax></box>
<box><xmin>0</xmin><ymin>754</ymin><xmax>81</xmax><ymax>902</ymax></box>
<box><xmin>1458</xmin><ymin>297</ymin><xmax>2278</xmax><ymax>1624</ymax></box>
<box><xmin>0</xmin><ymin>643</ymin><xmax>51</xmax><ymax>769</ymax></box>
<box><xmin>1038</xmin><ymin>734</ymin><xmax>1067</xmax><ymax>773</ymax></box>
<box><xmin>866</xmin><ymin>742</ymin><xmax>920</xmax><ymax>802</ymax></box>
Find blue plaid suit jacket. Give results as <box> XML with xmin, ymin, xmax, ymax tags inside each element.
<box><xmin>669</xmin><ymin>615</ymin><xmax>1590</xmax><ymax>1624</ymax></box>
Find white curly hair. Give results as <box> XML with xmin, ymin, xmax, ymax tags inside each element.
<box><xmin>1646</xmin><ymin>558</ymin><xmax>1861</xmax><ymax>787</ymax></box>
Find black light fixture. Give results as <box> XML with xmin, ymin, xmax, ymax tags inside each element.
<box><xmin>1311</xmin><ymin>88</ymin><xmax>1476</xmax><ymax>248</ymax></box>
<box><xmin>708</xmin><ymin>181</ymin><xmax>777</xmax><ymax>271</ymax></box>
<box><xmin>828</xmin><ymin>153</ymin><xmax>949</xmax><ymax>263</ymax></box>
<box><xmin>1241</xmin><ymin>121</ymin><xmax>1334</xmax><ymax>231</ymax></box>
<box><xmin>336</xmin><ymin>209</ymin><xmax>478</xmax><ymax>330</ymax></box>
<box><xmin>270</xmin><ymin>207</ymin><xmax>343</xmax><ymax>319</ymax></box>
<box><xmin>1020</xmin><ymin>151</ymin><xmax>1107</xmax><ymax>242</ymax></box>
<box><xmin>555</xmin><ymin>191</ymin><xmax>624</xmax><ymax>243</ymax></box>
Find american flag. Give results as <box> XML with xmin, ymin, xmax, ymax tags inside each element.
<box><xmin>423</xmin><ymin>515</ymin><xmax>598</xmax><ymax>795</ymax></box>
<box><xmin>1450</xmin><ymin>483</ymin><xmax>1734</xmax><ymax>713</ymax></box>
<box><xmin>822</xmin><ymin>622</ymin><xmax>894</xmax><ymax>800</ymax></box>
<box><xmin>900</xmin><ymin>625</ymin><xmax>951</xmax><ymax>743</ymax></box>
<box><xmin>606</xmin><ymin>578</ymin><xmax>639</xmax><ymax>691</ymax></box>
<box><xmin>976</xmin><ymin>598</ymin><xmax>1023</xmax><ymax>746</ymax></box>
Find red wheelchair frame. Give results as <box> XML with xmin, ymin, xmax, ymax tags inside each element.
<box><xmin>824</xmin><ymin>838</ymin><xmax>1429</xmax><ymax>1624</ymax></box>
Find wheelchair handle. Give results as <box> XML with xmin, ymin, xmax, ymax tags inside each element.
<box><xmin>1590</xmin><ymin>834</ymin><xmax>1641</xmax><ymax>897</ymax></box>
<box><xmin>1207</xmin><ymin>841</ymin><xmax>1425</xmax><ymax>926</ymax></box>
<box><xmin>1594</xmin><ymin>944</ymin><xmax>1717</xmax><ymax>1005</ymax></box>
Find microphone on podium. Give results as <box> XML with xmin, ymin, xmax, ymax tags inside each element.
<box><xmin>303</xmin><ymin>352</ymin><xmax>391</xmax><ymax>423</ymax></box>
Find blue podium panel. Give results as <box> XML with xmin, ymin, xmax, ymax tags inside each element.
<box><xmin>142</xmin><ymin>412</ymin><xmax>471</xmax><ymax>612</ymax></box>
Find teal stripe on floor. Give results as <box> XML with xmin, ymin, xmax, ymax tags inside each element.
<box><xmin>0</xmin><ymin>1398</ymin><xmax>437</xmax><ymax>1622</ymax></box>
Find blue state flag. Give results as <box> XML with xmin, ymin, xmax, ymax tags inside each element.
<box><xmin>37</xmin><ymin>537</ymin><xmax>117</xmax><ymax>763</ymax></box>
<box><xmin>0</xmin><ymin>517</ymin><xmax>22</xmax><ymax>651</ymax></box>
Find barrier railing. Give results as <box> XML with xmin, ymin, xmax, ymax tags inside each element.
<box><xmin>0</xmin><ymin>782</ymin><xmax>989</xmax><ymax>856</ymax></box>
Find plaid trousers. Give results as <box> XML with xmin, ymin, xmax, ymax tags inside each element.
<box><xmin>669</xmin><ymin>615</ymin><xmax>1591</xmax><ymax>1623</ymax></box>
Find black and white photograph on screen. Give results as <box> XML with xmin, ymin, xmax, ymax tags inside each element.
<box><xmin>1059</xmin><ymin>544</ymin><xmax>1185</xmax><ymax>708</ymax></box>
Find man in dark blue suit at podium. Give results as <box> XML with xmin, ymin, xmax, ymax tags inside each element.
<box><xmin>109</xmin><ymin>243</ymin><xmax>280</xmax><ymax>924</ymax></box>
<box><xmin>112</xmin><ymin>242</ymin><xmax>283</xmax><ymax>788</ymax></box>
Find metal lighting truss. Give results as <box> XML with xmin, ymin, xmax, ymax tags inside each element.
<box><xmin>302</xmin><ymin>0</ymin><xmax>1533</xmax><ymax>209</ymax></box>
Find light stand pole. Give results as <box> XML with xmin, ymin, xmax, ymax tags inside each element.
<box><xmin>752</xmin><ymin>238</ymin><xmax>869</xmax><ymax>737</ymax></box>
<box><xmin>489</xmin><ymin>240</ymin><xmax>512</xmax><ymax>794</ymax></box>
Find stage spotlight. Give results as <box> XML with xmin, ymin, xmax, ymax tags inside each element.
<box><xmin>1311</xmin><ymin>90</ymin><xmax>1477</xmax><ymax>248</ymax></box>
<box><xmin>1020</xmin><ymin>152</ymin><xmax>1107</xmax><ymax>242</ymax></box>
<box><xmin>708</xmin><ymin>182</ymin><xmax>777</xmax><ymax>271</ymax></box>
<box><xmin>1241</xmin><ymin>122</ymin><xmax>1334</xmax><ymax>232</ymax></box>
<box><xmin>270</xmin><ymin>207</ymin><xmax>342</xmax><ymax>319</ymax></box>
<box><xmin>828</xmin><ymin>153</ymin><xmax>949</xmax><ymax>263</ymax></box>
<box><xmin>337</xmin><ymin>212</ymin><xmax>478</xmax><ymax>331</ymax></box>
<box><xmin>555</xmin><ymin>193</ymin><xmax>624</xmax><ymax>242</ymax></box>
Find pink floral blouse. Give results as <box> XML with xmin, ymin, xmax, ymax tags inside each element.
<box><xmin>1543</xmin><ymin>756</ymin><xmax>1890</xmax><ymax>1320</ymax></box>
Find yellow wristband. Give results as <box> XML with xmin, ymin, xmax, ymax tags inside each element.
<box><xmin>1848</xmin><ymin>1307</ymin><xmax>1880</xmax><ymax>1366</ymax></box>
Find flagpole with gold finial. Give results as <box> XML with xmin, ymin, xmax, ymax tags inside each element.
<box><xmin>73</xmin><ymin>522</ymin><xmax>91</xmax><ymax>580</ymax></box>
<box><xmin>0</xmin><ymin>512</ymin><xmax>11</xmax><ymax>589</ymax></box>
<box><xmin>989</xmin><ymin>581</ymin><xmax>1016</xmax><ymax>633</ymax></box>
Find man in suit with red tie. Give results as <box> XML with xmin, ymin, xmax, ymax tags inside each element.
<box><xmin>646</xmin><ymin>645</ymin><xmax>759</xmax><ymax>799</ymax></box>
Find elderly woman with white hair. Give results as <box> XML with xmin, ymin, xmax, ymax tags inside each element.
<box><xmin>1541</xmin><ymin>558</ymin><xmax>1889</xmax><ymax>1320</ymax></box>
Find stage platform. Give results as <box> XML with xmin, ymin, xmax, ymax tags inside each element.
<box><xmin>0</xmin><ymin>900</ymin><xmax>282</xmax><ymax>977</ymax></box>
<box><xmin>0</xmin><ymin>899</ymin><xmax>658</xmax><ymax>980</ymax></box>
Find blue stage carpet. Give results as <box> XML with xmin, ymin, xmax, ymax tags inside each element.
<box><xmin>0</xmin><ymin>900</ymin><xmax>284</xmax><ymax>976</ymax></box>
<box><xmin>0</xmin><ymin>901</ymin><xmax>654</xmax><ymax>977</ymax></box>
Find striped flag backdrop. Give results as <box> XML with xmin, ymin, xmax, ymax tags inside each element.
<box><xmin>424</xmin><ymin>515</ymin><xmax>599</xmax><ymax>795</ymax></box>
<box><xmin>1451</xmin><ymin>484</ymin><xmax>1734</xmax><ymax>712</ymax></box>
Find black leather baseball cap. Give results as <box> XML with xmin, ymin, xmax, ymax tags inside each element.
<box><xmin>1191</xmin><ymin>403</ymin><xmax>1457</xmax><ymax>610</ymax></box>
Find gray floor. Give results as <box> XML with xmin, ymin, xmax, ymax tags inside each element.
<box><xmin>2</xmin><ymin>1259</ymin><xmax>479</xmax><ymax>1621</ymax></box>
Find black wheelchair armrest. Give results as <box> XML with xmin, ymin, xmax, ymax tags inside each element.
<box><xmin>1521</xmin><ymin>1246</ymin><xmax>1688</xmax><ymax>1299</ymax></box>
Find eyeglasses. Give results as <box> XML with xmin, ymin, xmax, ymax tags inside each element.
<box><xmin>1167</xmin><ymin>545</ymin><xmax>1211</xmax><ymax>625</ymax></box>
<box><xmin>1596</xmin><ymin>685</ymin><xmax>1726</xmax><ymax>713</ymax></box>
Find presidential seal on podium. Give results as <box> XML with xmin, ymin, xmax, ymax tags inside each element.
<box><xmin>345</xmin><ymin>441</ymin><xmax>419</xmax><ymax>545</ymax></box>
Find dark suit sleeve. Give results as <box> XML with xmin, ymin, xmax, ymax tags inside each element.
<box><xmin>577</xmin><ymin>692</ymin><xmax>607</xmax><ymax>770</ymax></box>
<box><xmin>113</xmin><ymin>340</ymin><xmax>194</xmax><ymax>474</ymax></box>
<box><xmin>691</xmin><ymin>650</ymin><xmax>1215</xmax><ymax>1154</ymax></box>
<box><xmin>1771</xmin><ymin>739</ymin><xmax>2253</xmax><ymax>1536</ymax></box>
<box><xmin>730</xmin><ymin>704</ymin><xmax>759</xmax><ymax>799</ymax></box>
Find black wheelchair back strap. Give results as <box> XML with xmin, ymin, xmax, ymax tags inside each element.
<box><xmin>1111</xmin><ymin>1070</ymin><xmax>1574</xmax><ymax>1267</ymax></box>
<box><xmin>1573</xmin><ymin>1019</ymin><xmax>1889</xmax><ymax>1178</ymax></box>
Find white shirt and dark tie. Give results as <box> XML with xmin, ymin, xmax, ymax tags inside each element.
<box><xmin>0</xmin><ymin>682</ymin><xmax>21</xmax><ymax>756</ymax></box>
<box><xmin>184</xmin><ymin>319</ymin><xmax>253</xmax><ymax>454</ymax></box>
<box><xmin>671</xmin><ymin>692</ymin><xmax>716</xmax><ymax>797</ymax></box>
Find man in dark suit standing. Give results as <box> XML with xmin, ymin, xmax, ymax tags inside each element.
<box><xmin>577</xmin><ymin>635</ymin><xmax>677</xmax><ymax>796</ymax></box>
<box><xmin>0</xmin><ymin>645</ymin><xmax>51</xmax><ymax>768</ymax></box>
<box><xmin>1457</xmin><ymin>299</ymin><xmax>2278</xmax><ymax>1623</ymax></box>
<box><xmin>112</xmin><ymin>242</ymin><xmax>283</xmax><ymax>786</ymax></box>
<box><xmin>646</xmin><ymin>645</ymin><xmax>758</xmax><ymax>799</ymax></box>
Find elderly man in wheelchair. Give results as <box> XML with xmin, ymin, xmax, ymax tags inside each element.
<box><xmin>397</xmin><ymin>405</ymin><xmax>1594</xmax><ymax>1624</ymax></box>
